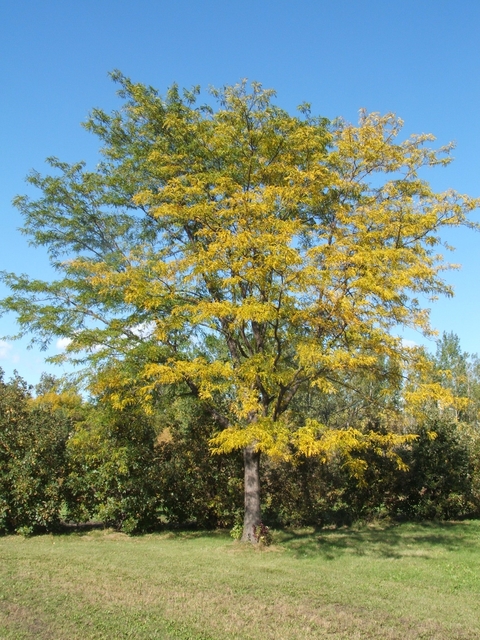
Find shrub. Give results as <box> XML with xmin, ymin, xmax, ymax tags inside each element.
<box><xmin>0</xmin><ymin>370</ymin><xmax>71</xmax><ymax>534</ymax></box>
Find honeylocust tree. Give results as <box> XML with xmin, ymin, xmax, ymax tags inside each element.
<box><xmin>1</xmin><ymin>73</ymin><xmax>478</xmax><ymax>541</ymax></box>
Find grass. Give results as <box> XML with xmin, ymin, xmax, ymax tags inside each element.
<box><xmin>1</xmin><ymin>521</ymin><xmax>480</xmax><ymax>639</ymax></box>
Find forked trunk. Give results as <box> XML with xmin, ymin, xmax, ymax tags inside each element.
<box><xmin>241</xmin><ymin>445</ymin><xmax>261</xmax><ymax>543</ymax></box>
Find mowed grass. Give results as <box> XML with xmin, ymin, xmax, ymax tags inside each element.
<box><xmin>1</xmin><ymin>522</ymin><xmax>480</xmax><ymax>639</ymax></box>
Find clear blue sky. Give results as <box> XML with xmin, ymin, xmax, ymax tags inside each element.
<box><xmin>1</xmin><ymin>0</ymin><xmax>479</xmax><ymax>384</ymax></box>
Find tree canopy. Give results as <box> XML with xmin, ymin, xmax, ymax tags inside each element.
<box><xmin>2</xmin><ymin>73</ymin><xmax>478</xmax><ymax>540</ymax></box>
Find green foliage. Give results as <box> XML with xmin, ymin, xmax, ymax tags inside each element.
<box><xmin>431</xmin><ymin>332</ymin><xmax>480</xmax><ymax>424</ymax></box>
<box><xmin>65</xmin><ymin>392</ymin><xmax>243</xmax><ymax>532</ymax></box>
<box><xmin>66</xmin><ymin>402</ymin><xmax>160</xmax><ymax>532</ymax></box>
<box><xmin>261</xmin><ymin>443</ymin><xmax>397</xmax><ymax>527</ymax></box>
<box><xmin>0</xmin><ymin>369</ymin><xmax>72</xmax><ymax>534</ymax></box>
<box><xmin>230</xmin><ymin>522</ymin><xmax>243</xmax><ymax>540</ymax></box>
<box><xmin>389</xmin><ymin>418</ymin><xmax>476</xmax><ymax>520</ymax></box>
<box><xmin>260</xmin><ymin>416</ymin><xmax>479</xmax><ymax>527</ymax></box>
<box><xmin>0</xmin><ymin>364</ymin><xmax>478</xmax><ymax>533</ymax></box>
<box><xmin>149</xmin><ymin>395</ymin><xmax>243</xmax><ymax>528</ymax></box>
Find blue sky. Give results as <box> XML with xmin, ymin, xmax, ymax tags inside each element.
<box><xmin>1</xmin><ymin>0</ymin><xmax>479</xmax><ymax>384</ymax></box>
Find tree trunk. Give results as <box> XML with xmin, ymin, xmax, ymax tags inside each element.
<box><xmin>241</xmin><ymin>445</ymin><xmax>261</xmax><ymax>542</ymax></box>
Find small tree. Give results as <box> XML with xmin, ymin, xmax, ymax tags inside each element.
<box><xmin>1</xmin><ymin>74</ymin><xmax>478</xmax><ymax>540</ymax></box>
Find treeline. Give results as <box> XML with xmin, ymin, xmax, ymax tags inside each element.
<box><xmin>1</xmin><ymin>332</ymin><xmax>480</xmax><ymax>536</ymax></box>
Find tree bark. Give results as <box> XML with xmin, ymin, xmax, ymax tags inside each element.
<box><xmin>241</xmin><ymin>445</ymin><xmax>261</xmax><ymax>543</ymax></box>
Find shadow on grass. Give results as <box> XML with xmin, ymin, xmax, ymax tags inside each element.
<box><xmin>44</xmin><ymin>522</ymin><xmax>231</xmax><ymax>542</ymax></box>
<box><xmin>13</xmin><ymin>520</ymin><xmax>480</xmax><ymax>562</ymax></box>
<box><xmin>276</xmin><ymin>521</ymin><xmax>480</xmax><ymax>560</ymax></box>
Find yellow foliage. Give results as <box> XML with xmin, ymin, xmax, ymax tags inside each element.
<box><xmin>30</xmin><ymin>390</ymin><xmax>82</xmax><ymax>412</ymax></box>
<box><xmin>10</xmin><ymin>78</ymin><xmax>478</xmax><ymax>466</ymax></box>
<box><xmin>210</xmin><ymin>417</ymin><xmax>291</xmax><ymax>459</ymax></box>
<box><xmin>122</xmin><ymin>100</ymin><xmax>477</xmax><ymax>457</ymax></box>
<box><xmin>210</xmin><ymin>414</ymin><xmax>416</xmax><ymax>480</ymax></box>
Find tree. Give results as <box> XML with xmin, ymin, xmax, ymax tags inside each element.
<box><xmin>1</xmin><ymin>74</ymin><xmax>478</xmax><ymax>541</ymax></box>
<box><xmin>431</xmin><ymin>332</ymin><xmax>480</xmax><ymax>424</ymax></box>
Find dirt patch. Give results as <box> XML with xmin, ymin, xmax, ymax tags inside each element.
<box><xmin>0</xmin><ymin>601</ymin><xmax>59</xmax><ymax>640</ymax></box>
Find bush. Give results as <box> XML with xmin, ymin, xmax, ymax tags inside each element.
<box><xmin>66</xmin><ymin>396</ymin><xmax>244</xmax><ymax>532</ymax></box>
<box><xmin>66</xmin><ymin>403</ymin><xmax>161</xmax><ymax>532</ymax></box>
<box><xmin>0</xmin><ymin>370</ymin><xmax>71</xmax><ymax>534</ymax></box>
<box><xmin>261</xmin><ymin>417</ymin><xmax>478</xmax><ymax>527</ymax></box>
<box><xmin>388</xmin><ymin>418</ymin><xmax>477</xmax><ymax>520</ymax></box>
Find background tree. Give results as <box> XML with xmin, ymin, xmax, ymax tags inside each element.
<box><xmin>430</xmin><ymin>331</ymin><xmax>480</xmax><ymax>425</ymax></box>
<box><xmin>1</xmin><ymin>75</ymin><xmax>478</xmax><ymax>541</ymax></box>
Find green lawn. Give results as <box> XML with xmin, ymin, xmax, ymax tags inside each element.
<box><xmin>1</xmin><ymin>521</ymin><xmax>480</xmax><ymax>639</ymax></box>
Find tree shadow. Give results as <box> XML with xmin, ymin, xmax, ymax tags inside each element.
<box><xmin>277</xmin><ymin>521</ymin><xmax>480</xmax><ymax>560</ymax></box>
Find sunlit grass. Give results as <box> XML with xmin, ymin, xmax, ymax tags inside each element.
<box><xmin>1</xmin><ymin>521</ymin><xmax>480</xmax><ymax>639</ymax></box>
